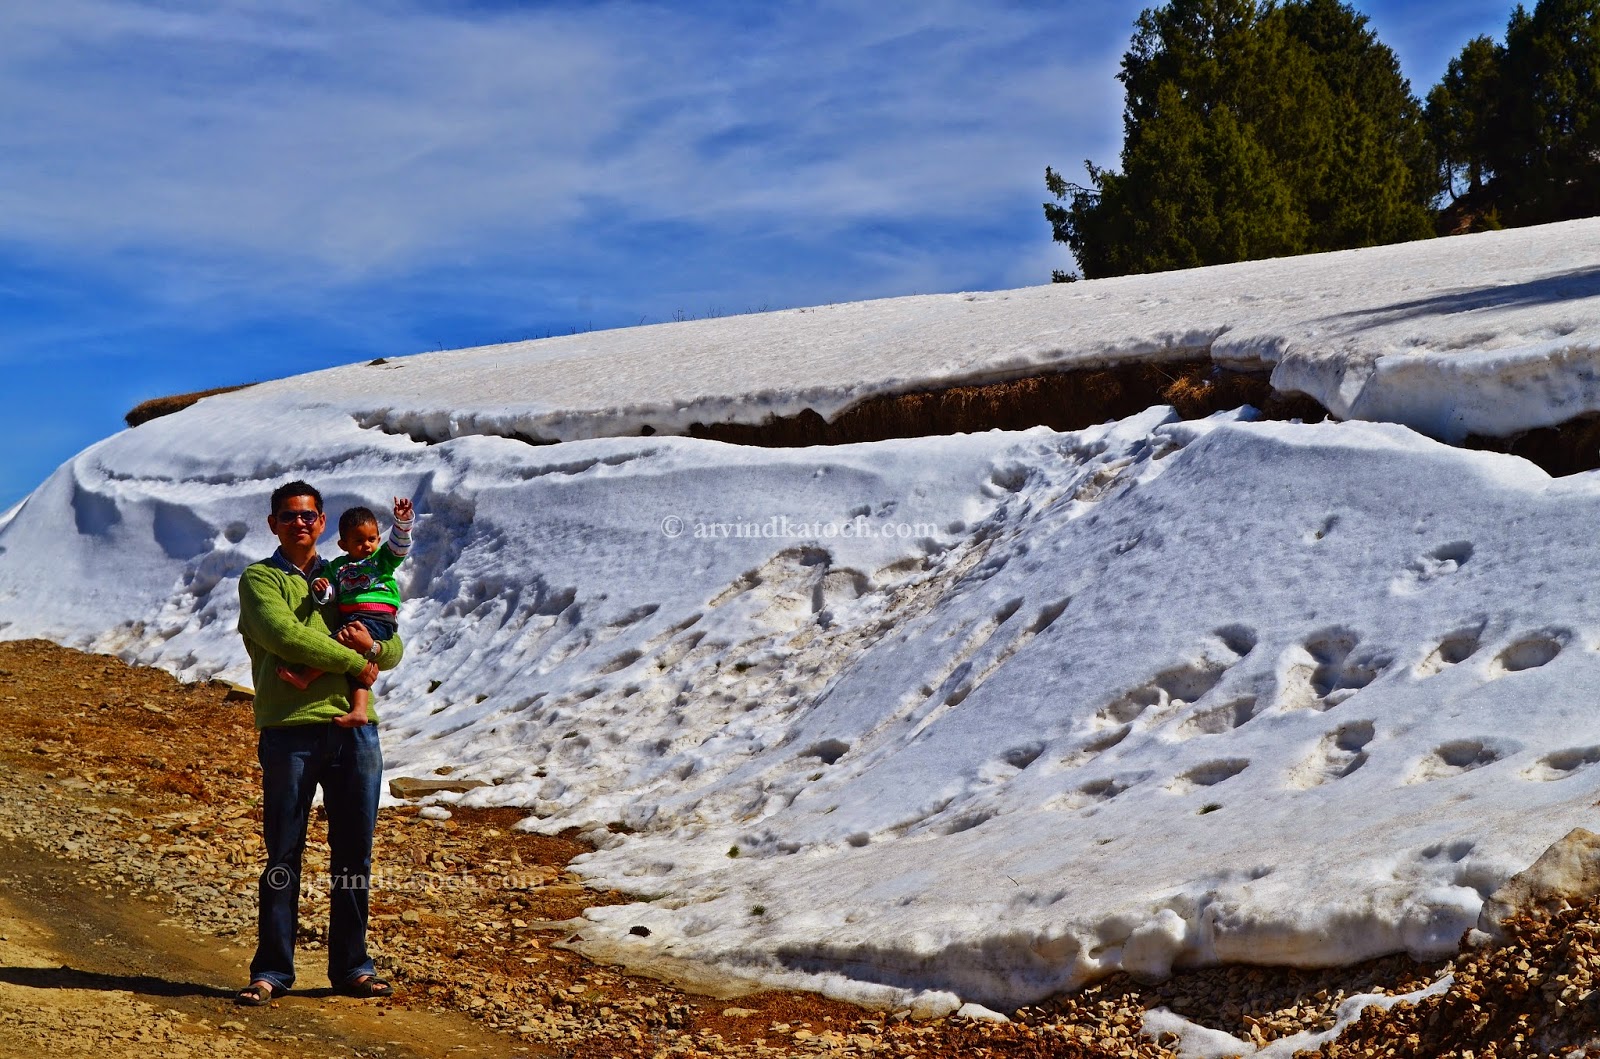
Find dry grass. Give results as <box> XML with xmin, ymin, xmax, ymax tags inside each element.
<box><xmin>125</xmin><ymin>384</ymin><xmax>255</xmax><ymax>428</ymax></box>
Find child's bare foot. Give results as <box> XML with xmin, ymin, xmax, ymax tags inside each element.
<box><xmin>276</xmin><ymin>663</ymin><xmax>321</xmax><ymax>690</ymax></box>
<box><xmin>336</xmin><ymin>686</ymin><xmax>371</xmax><ymax>728</ymax></box>
<box><xmin>333</xmin><ymin>706</ymin><xmax>369</xmax><ymax>728</ymax></box>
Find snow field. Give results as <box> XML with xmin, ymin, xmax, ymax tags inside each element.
<box><xmin>7</xmin><ymin>392</ymin><xmax>1600</xmax><ymax>1011</ymax></box>
<box><xmin>9</xmin><ymin>219</ymin><xmax>1600</xmax><ymax>1011</ymax></box>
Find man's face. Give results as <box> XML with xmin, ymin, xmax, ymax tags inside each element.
<box><xmin>339</xmin><ymin>522</ymin><xmax>382</xmax><ymax>560</ymax></box>
<box><xmin>268</xmin><ymin>495</ymin><xmax>324</xmax><ymax>549</ymax></box>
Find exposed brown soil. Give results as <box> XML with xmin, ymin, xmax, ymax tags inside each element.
<box><xmin>126</xmin><ymin>361</ymin><xmax>1330</xmax><ymax>452</ymax></box>
<box><xmin>1465</xmin><ymin>414</ymin><xmax>1600</xmax><ymax>478</ymax></box>
<box><xmin>685</xmin><ymin>361</ymin><xmax>1327</xmax><ymax>447</ymax></box>
<box><xmin>8</xmin><ymin>639</ymin><xmax>1599</xmax><ymax>1057</ymax></box>
<box><xmin>0</xmin><ymin>839</ymin><xmax>519</xmax><ymax>1059</ymax></box>
<box><xmin>125</xmin><ymin>360</ymin><xmax>1600</xmax><ymax>482</ymax></box>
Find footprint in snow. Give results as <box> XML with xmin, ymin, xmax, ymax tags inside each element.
<box><xmin>1522</xmin><ymin>746</ymin><xmax>1600</xmax><ymax>782</ymax></box>
<box><xmin>1174</xmin><ymin>697</ymin><xmax>1259</xmax><ymax>740</ymax></box>
<box><xmin>1274</xmin><ymin>629</ymin><xmax>1392</xmax><ymax>712</ymax></box>
<box><xmin>1166</xmin><ymin>758</ymin><xmax>1249</xmax><ymax>794</ymax></box>
<box><xmin>1414</xmin><ymin>628</ymin><xmax>1483</xmax><ymax>678</ymax></box>
<box><xmin>1391</xmin><ymin>541</ymin><xmax>1474</xmax><ymax>595</ymax></box>
<box><xmin>1044</xmin><ymin>772</ymin><xmax>1149</xmax><ymax>811</ymax></box>
<box><xmin>1286</xmin><ymin>721</ymin><xmax>1374</xmax><ymax>790</ymax></box>
<box><xmin>1487</xmin><ymin>633</ymin><xmax>1567</xmax><ymax>678</ymax></box>
<box><xmin>1405</xmin><ymin>739</ymin><xmax>1504</xmax><ymax>785</ymax></box>
<box><xmin>1094</xmin><ymin>627</ymin><xmax>1255</xmax><ymax>729</ymax></box>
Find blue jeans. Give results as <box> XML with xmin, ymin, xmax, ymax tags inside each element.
<box><xmin>250</xmin><ymin>723</ymin><xmax>382</xmax><ymax>991</ymax></box>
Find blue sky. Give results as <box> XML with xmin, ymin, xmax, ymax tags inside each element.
<box><xmin>0</xmin><ymin>0</ymin><xmax>1513</xmax><ymax>510</ymax></box>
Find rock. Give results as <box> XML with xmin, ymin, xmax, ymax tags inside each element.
<box><xmin>1478</xmin><ymin>827</ymin><xmax>1600</xmax><ymax>942</ymax></box>
<box><xmin>907</xmin><ymin>990</ymin><xmax>961</xmax><ymax>1020</ymax></box>
<box><xmin>388</xmin><ymin>777</ymin><xmax>487</xmax><ymax>799</ymax></box>
<box><xmin>955</xmin><ymin>1002</ymin><xmax>1010</xmax><ymax>1023</ymax></box>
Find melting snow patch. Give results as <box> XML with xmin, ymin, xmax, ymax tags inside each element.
<box><xmin>1143</xmin><ymin>974</ymin><xmax>1453</xmax><ymax>1058</ymax></box>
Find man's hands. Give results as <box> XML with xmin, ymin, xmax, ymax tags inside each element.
<box><xmin>336</xmin><ymin>624</ymin><xmax>380</xmax><ymax>686</ymax></box>
<box><xmin>394</xmin><ymin>496</ymin><xmax>414</xmax><ymax>523</ymax></box>
<box><xmin>335</xmin><ymin>624</ymin><xmax>391</xmax><ymax>687</ymax></box>
<box><xmin>336</xmin><ymin>626</ymin><xmax>381</xmax><ymax>684</ymax></box>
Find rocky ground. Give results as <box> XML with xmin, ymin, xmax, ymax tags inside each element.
<box><xmin>3</xmin><ymin>638</ymin><xmax>1599</xmax><ymax>1058</ymax></box>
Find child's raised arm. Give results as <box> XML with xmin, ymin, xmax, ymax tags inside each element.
<box><xmin>372</xmin><ymin>497</ymin><xmax>414</xmax><ymax>573</ymax></box>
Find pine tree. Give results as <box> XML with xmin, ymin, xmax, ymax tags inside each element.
<box><xmin>1496</xmin><ymin>0</ymin><xmax>1600</xmax><ymax>222</ymax></box>
<box><xmin>1047</xmin><ymin>0</ymin><xmax>1435</xmax><ymax>280</ymax></box>
<box><xmin>1427</xmin><ymin>0</ymin><xmax>1599</xmax><ymax>227</ymax></box>
<box><xmin>1426</xmin><ymin>36</ymin><xmax>1502</xmax><ymax>205</ymax></box>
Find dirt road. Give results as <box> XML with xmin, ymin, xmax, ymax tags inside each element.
<box><xmin>0</xmin><ymin>834</ymin><xmax>514</xmax><ymax>1059</ymax></box>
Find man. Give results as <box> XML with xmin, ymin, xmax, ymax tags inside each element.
<box><xmin>234</xmin><ymin>480</ymin><xmax>403</xmax><ymax>1006</ymax></box>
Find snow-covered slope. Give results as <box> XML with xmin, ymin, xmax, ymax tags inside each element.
<box><xmin>219</xmin><ymin>217</ymin><xmax>1600</xmax><ymax>445</ymax></box>
<box><xmin>6</xmin><ymin>221</ymin><xmax>1600</xmax><ymax>1012</ymax></box>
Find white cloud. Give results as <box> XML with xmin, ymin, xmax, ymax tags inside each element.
<box><xmin>0</xmin><ymin>0</ymin><xmax>1124</xmax><ymax>291</ymax></box>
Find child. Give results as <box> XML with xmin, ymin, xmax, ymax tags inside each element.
<box><xmin>276</xmin><ymin>496</ymin><xmax>414</xmax><ymax>727</ymax></box>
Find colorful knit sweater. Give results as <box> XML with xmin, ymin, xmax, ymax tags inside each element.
<box><xmin>325</xmin><ymin>515</ymin><xmax>412</xmax><ymax>616</ymax></box>
<box><xmin>237</xmin><ymin>550</ymin><xmax>404</xmax><ymax>729</ymax></box>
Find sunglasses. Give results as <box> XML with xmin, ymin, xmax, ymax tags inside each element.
<box><xmin>274</xmin><ymin>510</ymin><xmax>321</xmax><ymax>525</ymax></box>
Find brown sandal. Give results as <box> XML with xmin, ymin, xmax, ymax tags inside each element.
<box><xmin>236</xmin><ymin>980</ymin><xmax>277</xmax><ymax>1006</ymax></box>
<box><xmin>336</xmin><ymin>974</ymin><xmax>394</xmax><ymax>998</ymax></box>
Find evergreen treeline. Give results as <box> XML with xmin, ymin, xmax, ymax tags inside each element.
<box><xmin>1048</xmin><ymin>0</ymin><xmax>1600</xmax><ymax>281</ymax></box>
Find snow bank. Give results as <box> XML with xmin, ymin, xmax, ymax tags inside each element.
<box><xmin>205</xmin><ymin>217</ymin><xmax>1600</xmax><ymax>445</ymax></box>
<box><xmin>9</xmin><ymin>219</ymin><xmax>1600</xmax><ymax>1009</ymax></box>
<box><xmin>7</xmin><ymin>392</ymin><xmax>1600</xmax><ymax>1009</ymax></box>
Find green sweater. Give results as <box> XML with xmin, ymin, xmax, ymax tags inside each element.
<box><xmin>238</xmin><ymin>553</ymin><xmax>404</xmax><ymax>729</ymax></box>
